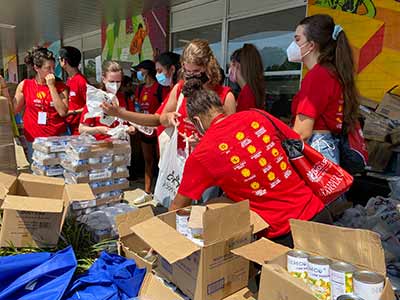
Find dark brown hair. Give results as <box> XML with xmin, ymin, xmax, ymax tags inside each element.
<box><xmin>24</xmin><ymin>46</ymin><xmax>55</xmax><ymax>68</ymax></box>
<box><xmin>231</xmin><ymin>44</ymin><xmax>265</xmax><ymax>109</ymax></box>
<box><xmin>299</xmin><ymin>14</ymin><xmax>359</xmax><ymax>132</ymax></box>
<box><xmin>182</xmin><ymin>78</ymin><xmax>223</xmax><ymax>121</ymax></box>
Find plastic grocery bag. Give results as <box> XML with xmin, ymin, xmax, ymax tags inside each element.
<box><xmin>154</xmin><ymin>126</ymin><xmax>188</xmax><ymax>208</ymax></box>
<box><xmin>0</xmin><ymin>246</ymin><xmax>77</xmax><ymax>300</ymax></box>
<box><xmin>64</xmin><ymin>251</ymin><xmax>146</xmax><ymax>300</ymax></box>
<box><xmin>85</xmin><ymin>84</ymin><xmax>117</xmax><ymax>124</ymax></box>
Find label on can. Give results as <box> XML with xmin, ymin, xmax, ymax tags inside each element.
<box><xmin>287</xmin><ymin>254</ymin><xmax>308</xmax><ymax>281</ymax></box>
<box><xmin>330</xmin><ymin>269</ymin><xmax>353</xmax><ymax>300</ymax></box>
<box><xmin>308</xmin><ymin>262</ymin><xmax>331</xmax><ymax>300</ymax></box>
<box><xmin>353</xmin><ymin>278</ymin><xmax>383</xmax><ymax>300</ymax></box>
<box><xmin>176</xmin><ymin>214</ymin><xmax>190</xmax><ymax>237</ymax></box>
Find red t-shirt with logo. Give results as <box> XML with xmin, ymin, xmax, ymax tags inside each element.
<box><xmin>80</xmin><ymin>92</ymin><xmax>127</xmax><ymax>140</ymax></box>
<box><xmin>178</xmin><ymin>110</ymin><xmax>324</xmax><ymax>238</ymax></box>
<box><xmin>175</xmin><ymin>80</ymin><xmax>232</xmax><ymax>152</ymax></box>
<box><xmin>22</xmin><ymin>79</ymin><xmax>67</xmax><ymax>142</ymax></box>
<box><xmin>291</xmin><ymin>64</ymin><xmax>344</xmax><ymax>134</ymax></box>
<box><xmin>236</xmin><ymin>84</ymin><xmax>257</xmax><ymax>112</ymax></box>
<box><xmin>65</xmin><ymin>73</ymin><xmax>87</xmax><ymax>135</ymax></box>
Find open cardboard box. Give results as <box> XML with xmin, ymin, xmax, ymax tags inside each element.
<box><xmin>0</xmin><ymin>172</ymin><xmax>94</xmax><ymax>247</ymax></box>
<box><xmin>232</xmin><ymin>219</ymin><xmax>395</xmax><ymax>300</ymax></box>
<box><xmin>117</xmin><ymin>200</ymin><xmax>268</xmax><ymax>300</ymax></box>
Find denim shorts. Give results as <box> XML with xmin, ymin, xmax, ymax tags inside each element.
<box><xmin>308</xmin><ymin>133</ymin><xmax>340</xmax><ymax>164</ymax></box>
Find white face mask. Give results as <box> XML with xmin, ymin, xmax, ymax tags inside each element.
<box><xmin>105</xmin><ymin>82</ymin><xmax>121</xmax><ymax>95</ymax></box>
<box><xmin>286</xmin><ymin>41</ymin><xmax>310</xmax><ymax>63</ymax></box>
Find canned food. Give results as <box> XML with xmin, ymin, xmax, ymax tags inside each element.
<box><xmin>353</xmin><ymin>271</ymin><xmax>384</xmax><ymax>300</ymax></box>
<box><xmin>330</xmin><ymin>262</ymin><xmax>356</xmax><ymax>300</ymax></box>
<box><xmin>176</xmin><ymin>208</ymin><xmax>191</xmax><ymax>237</ymax></box>
<box><xmin>287</xmin><ymin>250</ymin><xmax>309</xmax><ymax>282</ymax></box>
<box><xmin>337</xmin><ymin>295</ymin><xmax>364</xmax><ymax>300</ymax></box>
<box><xmin>89</xmin><ymin>157</ymin><xmax>101</xmax><ymax>164</ymax></box>
<box><xmin>308</xmin><ymin>256</ymin><xmax>332</xmax><ymax>300</ymax></box>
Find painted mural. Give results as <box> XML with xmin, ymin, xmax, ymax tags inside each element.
<box><xmin>101</xmin><ymin>7</ymin><xmax>168</xmax><ymax>65</ymax></box>
<box><xmin>309</xmin><ymin>0</ymin><xmax>400</xmax><ymax>101</ymax></box>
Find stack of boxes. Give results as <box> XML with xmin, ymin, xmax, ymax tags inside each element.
<box><xmin>0</xmin><ymin>96</ymin><xmax>17</xmax><ymax>175</ymax></box>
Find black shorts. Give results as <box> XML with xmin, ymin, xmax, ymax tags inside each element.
<box><xmin>140</xmin><ymin>133</ymin><xmax>157</xmax><ymax>145</ymax></box>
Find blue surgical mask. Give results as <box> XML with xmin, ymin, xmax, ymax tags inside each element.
<box><xmin>136</xmin><ymin>71</ymin><xmax>144</xmax><ymax>82</ymax></box>
<box><xmin>156</xmin><ymin>72</ymin><xmax>171</xmax><ymax>87</ymax></box>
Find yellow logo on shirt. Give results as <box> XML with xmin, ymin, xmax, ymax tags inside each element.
<box><xmin>258</xmin><ymin>157</ymin><xmax>267</xmax><ymax>167</ymax></box>
<box><xmin>230</xmin><ymin>155</ymin><xmax>240</xmax><ymax>165</ymax></box>
<box><xmin>267</xmin><ymin>172</ymin><xmax>276</xmax><ymax>181</ymax></box>
<box><xmin>247</xmin><ymin>145</ymin><xmax>256</xmax><ymax>154</ymax></box>
<box><xmin>236</xmin><ymin>132</ymin><xmax>245</xmax><ymax>141</ymax></box>
<box><xmin>36</xmin><ymin>91</ymin><xmax>46</xmax><ymax>100</ymax></box>
<box><xmin>218</xmin><ymin>143</ymin><xmax>228</xmax><ymax>151</ymax></box>
<box><xmin>338</xmin><ymin>104</ymin><xmax>343</xmax><ymax>113</ymax></box>
<box><xmin>142</xmin><ymin>94</ymin><xmax>148</xmax><ymax>102</ymax></box>
<box><xmin>251</xmin><ymin>121</ymin><xmax>260</xmax><ymax>129</ymax></box>
<box><xmin>280</xmin><ymin>161</ymin><xmax>287</xmax><ymax>171</ymax></box>
<box><xmin>271</xmin><ymin>148</ymin><xmax>279</xmax><ymax>157</ymax></box>
<box><xmin>336</xmin><ymin>117</ymin><xmax>343</xmax><ymax>123</ymax></box>
<box><xmin>250</xmin><ymin>182</ymin><xmax>260</xmax><ymax>190</ymax></box>
<box><xmin>262</xmin><ymin>135</ymin><xmax>271</xmax><ymax>144</ymax></box>
<box><xmin>241</xmin><ymin>168</ymin><xmax>251</xmax><ymax>178</ymax></box>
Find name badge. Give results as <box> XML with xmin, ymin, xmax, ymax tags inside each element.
<box><xmin>38</xmin><ymin>112</ymin><xmax>47</xmax><ymax>125</ymax></box>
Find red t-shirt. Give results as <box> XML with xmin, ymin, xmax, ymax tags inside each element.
<box><xmin>135</xmin><ymin>82</ymin><xmax>169</xmax><ymax>114</ymax></box>
<box><xmin>178</xmin><ymin>110</ymin><xmax>324</xmax><ymax>238</ymax></box>
<box><xmin>175</xmin><ymin>80</ymin><xmax>232</xmax><ymax>152</ymax></box>
<box><xmin>22</xmin><ymin>79</ymin><xmax>67</xmax><ymax>142</ymax></box>
<box><xmin>291</xmin><ymin>64</ymin><xmax>344</xmax><ymax>134</ymax></box>
<box><xmin>236</xmin><ymin>84</ymin><xmax>257</xmax><ymax>112</ymax></box>
<box><xmin>80</xmin><ymin>92</ymin><xmax>127</xmax><ymax>140</ymax></box>
<box><xmin>65</xmin><ymin>73</ymin><xmax>87</xmax><ymax>135</ymax></box>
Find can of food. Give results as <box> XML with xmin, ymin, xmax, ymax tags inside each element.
<box><xmin>337</xmin><ymin>295</ymin><xmax>365</xmax><ymax>300</ymax></box>
<box><xmin>287</xmin><ymin>250</ymin><xmax>309</xmax><ymax>282</ymax></box>
<box><xmin>330</xmin><ymin>261</ymin><xmax>357</xmax><ymax>300</ymax></box>
<box><xmin>353</xmin><ymin>271</ymin><xmax>384</xmax><ymax>300</ymax></box>
<box><xmin>176</xmin><ymin>208</ymin><xmax>191</xmax><ymax>237</ymax></box>
<box><xmin>308</xmin><ymin>256</ymin><xmax>332</xmax><ymax>300</ymax></box>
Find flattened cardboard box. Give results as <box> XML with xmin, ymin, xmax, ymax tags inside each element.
<box><xmin>0</xmin><ymin>172</ymin><xmax>94</xmax><ymax>247</ymax></box>
<box><xmin>129</xmin><ymin>201</ymin><xmax>269</xmax><ymax>300</ymax></box>
<box><xmin>233</xmin><ymin>220</ymin><xmax>395</xmax><ymax>300</ymax></box>
<box><xmin>376</xmin><ymin>88</ymin><xmax>400</xmax><ymax>121</ymax></box>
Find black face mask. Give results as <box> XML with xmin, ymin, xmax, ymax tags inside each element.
<box><xmin>184</xmin><ymin>72</ymin><xmax>209</xmax><ymax>84</ymax></box>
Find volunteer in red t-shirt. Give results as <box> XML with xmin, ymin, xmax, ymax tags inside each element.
<box><xmin>59</xmin><ymin>46</ymin><xmax>87</xmax><ymax>135</ymax></box>
<box><xmin>289</xmin><ymin>14</ymin><xmax>359</xmax><ymax>166</ymax></box>
<box><xmin>229</xmin><ymin>44</ymin><xmax>265</xmax><ymax>112</ymax></box>
<box><xmin>13</xmin><ymin>47</ymin><xmax>69</xmax><ymax>162</ymax></box>
<box><xmin>170</xmin><ymin>79</ymin><xmax>332</xmax><ymax>248</ymax></box>
<box><xmin>79</xmin><ymin>61</ymin><xmax>135</xmax><ymax>140</ymax></box>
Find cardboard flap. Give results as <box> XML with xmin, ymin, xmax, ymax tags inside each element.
<box><xmin>223</xmin><ymin>288</ymin><xmax>256</xmax><ymax>300</ymax></box>
<box><xmin>116</xmin><ymin>206</ymin><xmax>154</xmax><ymax>238</ymax></box>
<box><xmin>64</xmin><ymin>184</ymin><xmax>95</xmax><ymax>202</ymax></box>
<box><xmin>188</xmin><ymin>206</ymin><xmax>206</xmax><ymax>229</ymax></box>
<box><xmin>2</xmin><ymin>195</ymin><xmax>63</xmax><ymax>213</ymax></box>
<box><xmin>203</xmin><ymin>201</ymin><xmax>250</xmax><ymax>244</ymax></box>
<box><xmin>139</xmin><ymin>273</ymin><xmax>184</xmax><ymax>300</ymax></box>
<box><xmin>0</xmin><ymin>172</ymin><xmax>17</xmax><ymax>193</ymax></box>
<box><xmin>259</xmin><ymin>264</ymin><xmax>315</xmax><ymax>300</ymax></box>
<box><xmin>232</xmin><ymin>238</ymin><xmax>290</xmax><ymax>265</ymax></box>
<box><xmin>205</xmin><ymin>198</ymin><xmax>269</xmax><ymax>234</ymax></box>
<box><xmin>18</xmin><ymin>173</ymin><xmax>65</xmax><ymax>185</ymax></box>
<box><xmin>131</xmin><ymin>217</ymin><xmax>200</xmax><ymax>264</ymax></box>
<box><xmin>291</xmin><ymin>219</ymin><xmax>387</xmax><ymax>275</ymax></box>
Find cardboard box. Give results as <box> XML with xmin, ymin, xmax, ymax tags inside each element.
<box><xmin>0</xmin><ymin>143</ymin><xmax>17</xmax><ymax>175</ymax></box>
<box><xmin>233</xmin><ymin>219</ymin><xmax>395</xmax><ymax>300</ymax></box>
<box><xmin>129</xmin><ymin>201</ymin><xmax>268</xmax><ymax>300</ymax></box>
<box><xmin>376</xmin><ymin>88</ymin><xmax>400</xmax><ymax>120</ymax></box>
<box><xmin>91</xmin><ymin>181</ymin><xmax>129</xmax><ymax>195</ymax></box>
<box><xmin>139</xmin><ymin>273</ymin><xmax>256</xmax><ymax>300</ymax></box>
<box><xmin>0</xmin><ymin>173</ymin><xmax>94</xmax><ymax>247</ymax></box>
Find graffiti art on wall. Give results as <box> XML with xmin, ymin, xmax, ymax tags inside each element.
<box><xmin>309</xmin><ymin>0</ymin><xmax>400</xmax><ymax>102</ymax></box>
<box><xmin>101</xmin><ymin>7</ymin><xmax>167</xmax><ymax>65</ymax></box>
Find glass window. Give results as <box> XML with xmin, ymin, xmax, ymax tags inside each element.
<box><xmin>172</xmin><ymin>23</ymin><xmax>223</xmax><ymax>65</ymax></box>
<box><xmin>228</xmin><ymin>6</ymin><xmax>306</xmax><ymax>117</ymax></box>
<box><xmin>83</xmin><ymin>48</ymin><xmax>101</xmax><ymax>85</ymax></box>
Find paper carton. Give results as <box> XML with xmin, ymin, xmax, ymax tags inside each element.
<box><xmin>376</xmin><ymin>87</ymin><xmax>400</xmax><ymax>121</ymax></box>
<box><xmin>0</xmin><ymin>172</ymin><xmax>94</xmax><ymax>247</ymax></box>
<box><xmin>232</xmin><ymin>220</ymin><xmax>395</xmax><ymax>300</ymax></box>
<box><xmin>139</xmin><ymin>273</ymin><xmax>257</xmax><ymax>300</ymax></box>
<box><xmin>129</xmin><ymin>201</ymin><xmax>268</xmax><ymax>300</ymax></box>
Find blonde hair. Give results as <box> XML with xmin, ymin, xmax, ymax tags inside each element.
<box><xmin>181</xmin><ymin>39</ymin><xmax>221</xmax><ymax>87</ymax></box>
<box><xmin>101</xmin><ymin>60</ymin><xmax>123</xmax><ymax>90</ymax></box>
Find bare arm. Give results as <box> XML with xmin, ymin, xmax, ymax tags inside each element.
<box><xmin>67</xmin><ymin>107</ymin><xmax>84</xmax><ymax>116</ymax></box>
<box><xmin>46</xmin><ymin>75</ymin><xmax>68</xmax><ymax>117</ymax></box>
<box><xmin>293</xmin><ymin>114</ymin><xmax>315</xmax><ymax>141</ymax></box>
<box><xmin>101</xmin><ymin>102</ymin><xmax>161</xmax><ymax>126</ymax></box>
<box><xmin>160</xmin><ymin>84</ymin><xmax>180</xmax><ymax>127</ymax></box>
<box><xmin>13</xmin><ymin>81</ymin><xmax>25</xmax><ymax>114</ymax></box>
<box><xmin>223</xmin><ymin>92</ymin><xmax>236</xmax><ymax>115</ymax></box>
<box><xmin>169</xmin><ymin>193</ymin><xmax>193</xmax><ymax>211</ymax></box>
<box><xmin>79</xmin><ymin>123</ymin><xmax>109</xmax><ymax>136</ymax></box>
